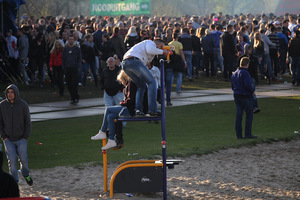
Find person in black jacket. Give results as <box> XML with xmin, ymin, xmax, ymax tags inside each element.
<box><xmin>91</xmin><ymin>70</ymin><xmax>137</xmax><ymax>150</ymax></box>
<box><xmin>62</xmin><ymin>35</ymin><xmax>82</xmax><ymax>104</ymax></box>
<box><xmin>288</xmin><ymin>28</ymin><xmax>300</xmax><ymax>86</ymax></box>
<box><xmin>100</xmin><ymin>57</ymin><xmax>124</xmax><ymax>107</ymax></box>
<box><xmin>202</xmin><ymin>29</ymin><xmax>215</xmax><ymax>77</ymax></box>
<box><xmin>190</xmin><ymin>28</ymin><xmax>201</xmax><ymax>78</ymax></box>
<box><xmin>100</xmin><ymin>34</ymin><xmax>115</xmax><ymax>71</ymax></box>
<box><xmin>81</xmin><ymin>34</ymin><xmax>99</xmax><ymax>87</ymax></box>
<box><xmin>179</xmin><ymin>27</ymin><xmax>193</xmax><ymax>80</ymax></box>
<box><xmin>239</xmin><ymin>44</ymin><xmax>260</xmax><ymax>113</ymax></box>
<box><xmin>124</xmin><ymin>26</ymin><xmax>140</xmax><ymax>51</ymax></box>
<box><xmin>30</xmin><ymin>32</ymin><xmax>46</xmax><ymax>87</ymax></box>
<box><xmin>0</xmin><ymin>151</ymin><xmax>20</xmax><ymax>198</ymax></box>
<box><xmin>220</xmin><ymin>24</ymin><xmax>235</xmax><ymax>81</ymax></box>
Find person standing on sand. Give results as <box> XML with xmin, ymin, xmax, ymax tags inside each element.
<box><xmin>0</xmin><ymin>84</ymin><xmax>33</xmax><ymax>186</ymax></box>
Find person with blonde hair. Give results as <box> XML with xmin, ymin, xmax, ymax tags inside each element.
<box><xmin>49</xmin><ymin>40</ymin><xmax>64</xmax><ymax>96</ymax></box>
<box><xmin>91</xmin><ymin>70</ymin><xmax>138</xmax><ymax>150</ymax></box>
<box><xmin>124</xmin><ymin>26</ymin><xmax>140</xmax><ymax>50</ymax></box>
<box><xmin>253</xmin><ymin>32</ymin><xmax>265</xmax><ymax>79</ymax></box>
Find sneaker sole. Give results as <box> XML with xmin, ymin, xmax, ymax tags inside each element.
<box><xmin>91</xmin><ymin>137</ymin><xmax>106</xmax><ymax>140</ymax></box>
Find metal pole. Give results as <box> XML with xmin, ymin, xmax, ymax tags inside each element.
<box><xmin>102</xmin><ymin>139</ymin><xmax>108</xmax><ymax>192</ymax></box>
<box><xmin>159</xmin><ymin>59</ymin><xmax>167</xmax><ymax>200</ymax></box>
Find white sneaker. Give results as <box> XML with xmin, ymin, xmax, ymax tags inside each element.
<box><xmin>91</xmin><ymin>131</ymin><xmax>107</xmax><ymax>140</ymax></box>
<box><xmin>101</xmin><ymin>139</ymin><xmax>117</xmax><ymax>150</ymax></box>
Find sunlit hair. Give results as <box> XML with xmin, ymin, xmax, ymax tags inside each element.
<box><xmin>240</xmin><ymin>57</ymin><xmax>250</xmax><ymax>67</ymax></box>
<box><xmin>126</xmin><ymin>26</ymin><xmax>137</xmax><ymax>36</ymax></box>
<box><xmin>50</xmin><ymin>40</ymin><xmax>63</xmax><ymax>54</ymax></box>
<box><xmin>205</xmin><ymin>29</ymin><xmax>211</xmax><ymax>35</ymax></box>
<box><xmin>117</xmin><ymin>70</ymin><xmax>131</xmax><ymax>84</ymax></box>
<box><xmin>196</xmin><ymin>28</ymin><xmax>201</xmax><ymax>38</ymax></box>
<box><xmin>253</xmin><ymin>32</ymin><xmax>263</xmax><ymax>49</ymax></box>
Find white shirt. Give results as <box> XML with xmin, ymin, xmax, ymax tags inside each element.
<box><xmin>149</xmin><ymin>65</ymin><xmax>161</xmax><ymax>88</ymax></box>
<box><xmin>6</xmin><ymin>35</ymin><xmax>19</xmax><ymax>59</ymax></box>
<box><xmin>123</xmin><ymin>40</ymin><xmax>163</xmax><ymax>65</ymax></box>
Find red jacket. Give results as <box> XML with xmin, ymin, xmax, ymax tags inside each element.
<box><xmin>49</xmin><ymin>49</ymin><xmax>63</xmax><ymax>69</ymax></box>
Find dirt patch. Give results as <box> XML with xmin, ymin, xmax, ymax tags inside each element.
<box><xmin>19</xmin><ymin>139</ymin><xmax>300</xmax><ymax>200</ymax></box>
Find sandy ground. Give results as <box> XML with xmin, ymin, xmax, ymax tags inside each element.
<box><xmin>19</xmin><ymin>139</ymin><xmax>300</xmax><ymax>200</ymax></box>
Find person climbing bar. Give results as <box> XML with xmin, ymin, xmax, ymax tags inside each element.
<box><xmin>121</xmin><ymin>39</ymin><xmax>169</xmax><ymax>117</ymax></box>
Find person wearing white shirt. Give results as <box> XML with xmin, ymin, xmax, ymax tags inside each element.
<box><xmin>122</xmin><ymin>39</ymin><xmax>169</xmax><ymax>117</ymax></box>
<box><xmin>6</xmin><ymin>30</ymin><xmax>19</xmax><ymax>82</ymax></box>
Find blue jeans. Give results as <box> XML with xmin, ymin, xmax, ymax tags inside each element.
<box><xmin>173</xmin><ymin>72</ymin><xmax>183</xmax><ymax>92</ymax></box>
<box><xmin>291</xmin><ymin>57</ymin><xmax>300</xmax><ymax>84</ymax></box>
<box><xmin>4</xmin><ymin>139</ymin><xmax>30</xmax><ymax>182</ymax></box>
<box><xmin>165</xmin><ymin>68</ymin><xmax>173</xmax><ymax>103</ymax></box>
<box><xmin>104</xmin><ymin>91</ymin><xmax>124</xmax><ymax>107</ymax></box>
<box><xmin>100</xmin><ymin>106</ymin><xmax>130</xmax><ymax>140</ymax></box>
<box><xmin>251</xmin><ymin>78</ymin><xmax>258</xmax><ymax>108</ymax></box>
<box><xmin>255</xmin><ymin>55</ymin><xmax>265</xmax><ymax>78</ymax></box>
<box><xmin>214</xmin><ymin>47</ymin><xmax>223</xmax><ymax>72</ymax></box>
<box><xmin>264</xmin><ymin>54</ymin><xmax>273</xmax><ymax>77</ymax></box>
<box><xmin>184</xmin><ymin>53</ymin><xmax>193</xmax><ymax>79</ymax></box>
<box><xmin>19</xmin><ymin>59</ymin><xmax>29</xmax><ymax>83</ymax></box>
<box><xmin>234</xmin><ymin>95</ymin><xmax>254</xmax><ymax>138</ymax></box>
<box><xmin>82</xmin><ymin>61</ymin><xmax>98</xmax><ymax>86</ymax></box>
<box><xmin>122</xmin><ymin>59</ymin><xmax>158</xmax><ymax>113</ymax></box>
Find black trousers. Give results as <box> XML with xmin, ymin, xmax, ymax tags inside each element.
<box><xmin>65</xmin><ymin>68</ymin><xmax>79</xmax><ymax>101</ymax></box>
<box><xmin>270</xmin><ymin>49</ymin><xmax>279</xmax><ymax>76</ymax></box>
<box><xmin>53</xmin><ymin>66</ymin><xmax>64</xmax><ymax>96</ymax></box>
<box><xmin>204</xmin><ymin>53</ymin><xmax>215</xmax><ymax>76</ymax></box>
<box><xmin>223</xmin><ymin>55</ymin><xmax>235</xmax><ymax>80</ymax></box>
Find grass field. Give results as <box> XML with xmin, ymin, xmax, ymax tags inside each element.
<box><xmin>0</xmin><ymin>72</ymin><xmax>292</xmax><ymax>104</ymax></box>
<box><xmin>2</xmin><ymin>96</ymin><xmax>299</xmax><ymax>172</ymax></box>
<box><xmin>0</xmin><ymin>73</ymin><xmax>298</xmax><ymax>172</ymax></box>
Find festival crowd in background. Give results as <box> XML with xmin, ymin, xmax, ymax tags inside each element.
<box><xmin>0</xmin><ymin>11</ymin><xmax>300</xmax><ymax>103</ymax></box>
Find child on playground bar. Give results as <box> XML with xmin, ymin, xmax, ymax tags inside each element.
<box><xmin>91</xmin><ymin>70</ymin><xmax>137</xmax><ymax>150</ymax></box>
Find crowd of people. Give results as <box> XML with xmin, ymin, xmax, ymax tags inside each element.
<box><xmin>0</xmin><ymin>12</ymin><xmax>300</xmax><ymax>103</ymax></box>
<box><xmin>1</xmin><ymin>11</ymin><xmax>300</xmax><ymax>194</ymax></box>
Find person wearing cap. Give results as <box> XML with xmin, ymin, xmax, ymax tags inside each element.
<box><xmin>274</xmin><ymin>21</ymin><xmax>281</xmax><ymax>27</ymax></box>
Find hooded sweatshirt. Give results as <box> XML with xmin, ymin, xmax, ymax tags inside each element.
<box><xmin>0</xmin><ymin>84</ymin><xmax>31</xmax><ymax>141</ymax></box>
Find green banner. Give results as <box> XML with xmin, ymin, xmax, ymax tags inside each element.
<box><xmin>91</xmin><ymin>0</ymin><xmax>151</xmax><ymax>16</ymax></box>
